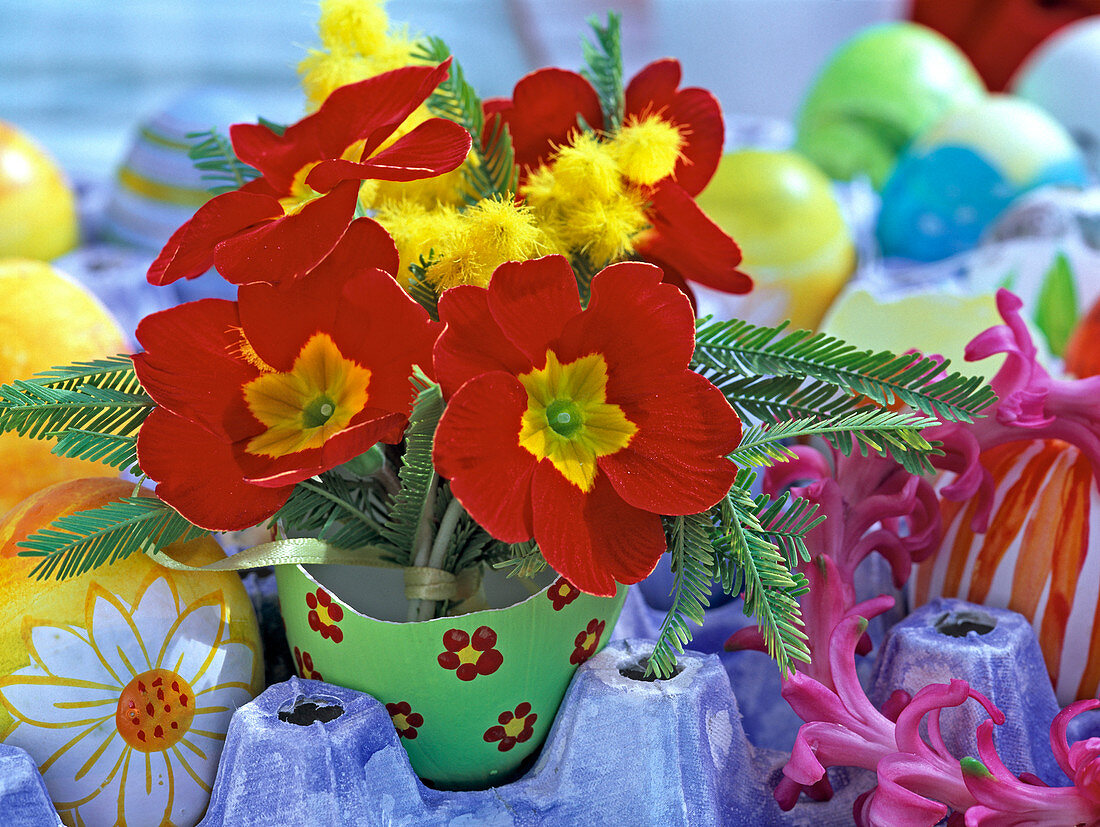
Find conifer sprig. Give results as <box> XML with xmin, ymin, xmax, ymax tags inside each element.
<box><xmin>413</xmin><ymin>37</ymin><xmax>517</xmax><ymax>202</ymax></box>
<box><xmin>186</xmin><ymin>128</ymin><xmax>260</xmax><ymax>195</ymax></box>
<box><xmin>646</xmin><ymin>513</ymin><xmax>717</xmax><ymax>679</ymax></box>
<box><xmin>581</xmin><ymin>13</ymin><xmax>624</xmax><ymax>131</ymax></box>
<box><xmin>18</xmin><ymin>498</ymin><xmax>208</xmax><ymax>581</ymax></box>
<box><xmin>379</xmin><ymin>372</ymin><xmax>445</xmax><ymax>564</ymax></box>
<box><xmin>694</xmin><ymin>317</ymin><xmax>996</xmax><ymax>423</ymax></box>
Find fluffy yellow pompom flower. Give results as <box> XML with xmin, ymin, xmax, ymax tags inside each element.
<box><xmin>608</xmin><ymin>115</ymin><xmax>685</xmax><ymax>186</ymax></box>
<box><xmin>426</xmin><ymin>197</ymin><xmax>554</xmax><ymax>291</ymax></box>
<box><xmin>545</xmin><ymin>132</ymin><xmax>621</xmax><ymax>201</ymax></box>
<box><xmin>373</xmin><ymin>200</ymin><xmax>463</xmax><ymax>286</ymax></box>
<box><xmin>555</xmin><ymin>188</ymin><xmax>650</xmax><ymax>265</ymax></box>
<box><xmin>317</xmin><ymin>0</ymin><xmax>390</xmax><ymax>53</ymax></box>
<box><xmin>298</xmin><ymin>0</ymin><xmax>419</xmax><ymax>109</ymax></box>
<box><xmin>521</xmin><ymin>134</ymin><xmax>650</xmax><ymax>268</ymax></box>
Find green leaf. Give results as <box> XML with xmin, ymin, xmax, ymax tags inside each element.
<box><xmin>27</xmin><ymin>355</ymin><xmax>143</xmax><ymax>393</ymax></box>
<box><xmin>273</xmin><ymin>474</ymin><xmax>389</xmax><ymax>551</ymax></box>
<box><xmin>412</xmin><ymin>37</ymin><xmax>517</xmax><ymax>202</ymax></box>
<box><xmin>1034</xmin><ymin>252</ymin><xmax>1078</xmax><ymax>357</ymax></box>
<box><xmin>693</xmin><ymin>316</ymin><xmax>996</xmax><ymax>423</ymax></box>
<box><xmin>406</xmin><ymin>255</ymin><xmax>441</xmax><ymax>321</ymax></box>
<box><xmin>0</xmin><ymin>377</ymin><xmax>152</xmax><ymax>443</ymax></box>
<box><xmin>17</xmin><ymin>498</ymin><xmax>209</xmax><ymax>581</ymax></box>
<box><xmin>713</xmin><ymin>480</ymin><xmax>811</xmax><ymax>675</ymax></box>
<box><xmin>581</xmin><ymin>13</ymin><xmax>624</xmax><ymax>131</ymax></box>
<box><xmin>497</xmin><ymin>541</ymin><xmax>549</xmax><ymax>580</ymax></box>
<box><xmin>730</xmin><ymin>410</ymin><xmax>940</xmax><ymax>474</ymax></box>
<box><xmin>186</xmin><ymin>129</ymin><xmax>260</xmax><ymax>195</ymax></box>
<box><xmin>379</xmin><ymin>372</ymin><xmax>445</xmax><ymax>563</ymax></box>
<box><xmin>646</xmin><ymin>513</ymin><xmax>716</xmax><ymax>679</ymax></box>
<box><xmin>48</xmin><ymin>430</ymin><xmax>139</xmax><ymax>474</ymax></box>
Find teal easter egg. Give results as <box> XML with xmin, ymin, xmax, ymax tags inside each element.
<box><xmin>795</xmin><ymin>22</ymin><xmax>985</xmax><ymax>189</ymax></box>
<box><xmin>876</xmin><ymin>95</ymin><xmax>1088</xmax><ymax>262</ymax></box>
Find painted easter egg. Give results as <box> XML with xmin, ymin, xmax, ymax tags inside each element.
<box><xmin>0</xmin><ymin>478</ymin><xmax>264</xmax><ymax>826</ymax></box>
<box><xmin>102</xmin><ymin>86</ymin><xmax>297</xmax><ymax>254</ymax></box>
<box><xmin>976</xmin><ymin>186</ymin><xmax>1100</xmax><ymax>359</ymax></box>
<box><xmin>693</xmin><ymin>150</ymin><xmax>855</xmax><ymax>330</ymax></box>
<box><xmin>1012</xmin><ymin>17</ymin><xmax>1100</xmax><ymax>177</ymax></box>
<box><xmin>875</xmin><ymin>95</ymin><xmax>1089</xmax><ymax>262</ymax></box>
<box><xmin>0</xmin><ymin>121</ymin><xmax>79</xmax><ymax>261</ymax></box>
<box><xmin>911</xmin><ymin>439</ymin><xmax>1100</xmax><ymax>706</ymax></box>
<box><xmin>0</xmin><ymin>259</ymin><xmax>128</xmax><ymax>516</ymax></box>
<box><xmin>795</xmin><ymin>22</ymin><xmax>985</xmax><ymax>189</ymax></box>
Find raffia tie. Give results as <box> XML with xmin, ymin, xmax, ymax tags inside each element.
<box><xmin>403</xmin><ymin>565</ymin><xmax>482</xmax><ymax>604</ymax></box>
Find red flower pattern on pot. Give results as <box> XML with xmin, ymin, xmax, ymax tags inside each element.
<box><xmin>306</xmin><ymin>588</ymin><xmax>344</xmax><ymax>644</ymax></box>
<box><xmin>483</xmin><ymin>702</ymin><xmax>538</xmax><ymax>752</ymax></box>
<box><xmin>547</xmin><ymin>577</ymin><xmax>581</xmax><ymax>611</ymax></box>
<box><xmin>386</xmin><ymin>701</ymin><xmax>424</xmax><ymax>740</ymax></box>
<box><xmin>292</xmin><ymin>646</ymin><xmax>323</xmax><ymax>680</ymax></box>
<box><xmin>437</xmin><ymin>626</ymin><xmax>503</xmax><ymax>681</ymax></box>
<box><xmin>570</xmin><ymin>618</ymin><xmax>606</xmax><ymax>665</ymax></box>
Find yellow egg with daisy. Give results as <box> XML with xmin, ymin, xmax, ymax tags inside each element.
<box><xmin>0</xmin><ymin>477</ymin><xmax>263</xmax><ymax>827</ymax></box>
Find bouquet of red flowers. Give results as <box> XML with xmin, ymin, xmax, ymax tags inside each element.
<box><xmin>0</xmin><ymin>4</ymin><xmax>992</xmax><ymax>678</ymax></box>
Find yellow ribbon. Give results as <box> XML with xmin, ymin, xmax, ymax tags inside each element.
<box><xmin>146</xmin><ymin>537</ymin><xmax>401</xmax><ymax>573</ymax></box>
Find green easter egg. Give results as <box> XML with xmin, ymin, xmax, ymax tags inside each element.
<box><xmin>795</xmin><ymin>22</ymin><xmax>986</xmax><ymax>188</ymax></box>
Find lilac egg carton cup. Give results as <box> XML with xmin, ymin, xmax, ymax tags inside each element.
<box><xmin>4</xmin><ymin>589</ymin><xmax>1075</xmax><ymax>826</ymax></box>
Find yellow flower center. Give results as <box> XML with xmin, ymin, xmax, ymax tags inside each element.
<box><xmin>277</xmin><ymin>141</ymin><xmax>367</xmax><ymax>215</ymax></box>
<box><xmin>278</xmin><ymin>162</ymin><xmax>323</xmax><ymax>216</ymax></box>
<box><xmin>457</xmin><ymin>645</ymin><xmax>481</xmax><ymax>667</ymax></box>
<box><xmin>518</xmin><ymin>351</ymin><xmax>637</xmax><ymax>491</ymax></box>
<box><xmin>391</xmin><ymin>712</ymin><xmax>409</xmax><ymax>729</ymax></box>
<box><xmin>609</xmin><ymin>114</ymin><xmax>686</xmax><ymax>186</ymax></box>
<box><xmin>502</xmin><ymin>715</ymin><xmax>528</xmax><ymax>738</ymax></box>
<box><xmin>115</xmin><ymin>669</ymin><xmax>196</xmax><ymax>752</ymax></box>
<box><xmin>582</xmin><ymin>631</ymin><xmax>597</xmax><ymax>650</ymax></box>
<box><xmin>243</xmin><ymin>332</ymin><xmax>371</xmax><ymax>458</ymax></box>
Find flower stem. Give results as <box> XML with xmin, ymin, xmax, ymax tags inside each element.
<box><xmin>414</xmin><ymin>496</ymin><xmax>467</xmax><ymax>621</ymax></box>
<box><xmin>407</xmin><ymin>474</ymin><xmax>438</xmax><ymax>622</ymax></box>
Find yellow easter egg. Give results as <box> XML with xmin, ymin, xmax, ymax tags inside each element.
<box><xmin>0</xmin><ymin>122</ymin><xmax>79</xmax><ymax>261</ymax></box>
<box><xmin>0</xmin><ymin>477</ymin><xmax>263</xmax><ymax>827</ymax></box>
<box><xmin>0</xmin><ymin>259</ymin><xmax>128</xmax><ymax>517</ymax></box>
<box><xmin>695</xmin><ymin>149</ymin><xmax>855</xmax><ymax>329</ymax></box>
<box><xmin>820</xmin><ymin>286</ymin><xmax>1004</xmax><ymax>379</ymax></box>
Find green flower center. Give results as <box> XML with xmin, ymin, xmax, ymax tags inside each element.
<box><xmin>546</xmin><ymin>399</ymin><xmax>583</xmax><ymax>438</ymax></box>
<box><xmin>303</xmin><ymin>395</ymin><xmax>337</xmax><ymax>428</ymax></box>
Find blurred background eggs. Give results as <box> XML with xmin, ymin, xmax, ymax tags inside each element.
<box><xmin>693</xmin><ymin>149</ymin><xmax>855</xmax><ymax>330</ymax></box>
<box><xmin>0</xmin><ymin>121</ymin><xmax>79</xmax><ymax>262</ymax></box>
<box><xmin>1011</xmin><ymin>17</ymin><xmax>1100</xmax><ymax>179</ymax></box>
<box><xmin>794</xmin><ymin>22</ymin><xmax>985</xmax><ymax>190</ymax></box>
<box><xmin>875</xmin><ymin>95</ymin><xmax>1089</xmax><ymax>262</ymax></box>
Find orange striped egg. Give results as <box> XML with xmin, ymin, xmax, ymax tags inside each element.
<box><xmin>912</xmin><ymin>438</ymin><xmax>1100</xmax><ymax>705</ymax></box>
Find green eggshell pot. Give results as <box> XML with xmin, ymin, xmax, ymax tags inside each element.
<box><xmin>275</xmin><ymin>562</ymin><xmax>627</xmax><ymax>789</ymax></box>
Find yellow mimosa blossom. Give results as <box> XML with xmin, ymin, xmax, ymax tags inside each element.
<box><xmin>316</xmin><ymin>0</ymin><xmax>390</xmax><ymax>53</ymax></box>
<box><xmin>521</xmin><ymin>135</ymin><xmax>650</xmax><ymax>268</ymax></box>
<box><xmin>544</xmin><ymin>132</ymin><xmax>621</xmax><ymax>201</ymax></box>
<box><xmin>607</xmin><ymin>115</ymin><xmax>686</xmax><ymax>186</ymax></box>
<box><xmin>424</xmin><ymin>197</ymin><xmax>555</xmax><ymax>291</ymax></box>
<box><xmin>373</xmin><ymin>199</ymin><xmax>464</xmax><ymax>284</ymax></box>
<box><xmin>299</xmin><ymin>0</ymin><xmax>419</xmax><ymax>109</ymax></box>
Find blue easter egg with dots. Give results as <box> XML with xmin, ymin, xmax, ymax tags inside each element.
<box><xmin>876</xmin><ymin>95</ymin><xmax>1088</xmax><ymax>262</ymax></box>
